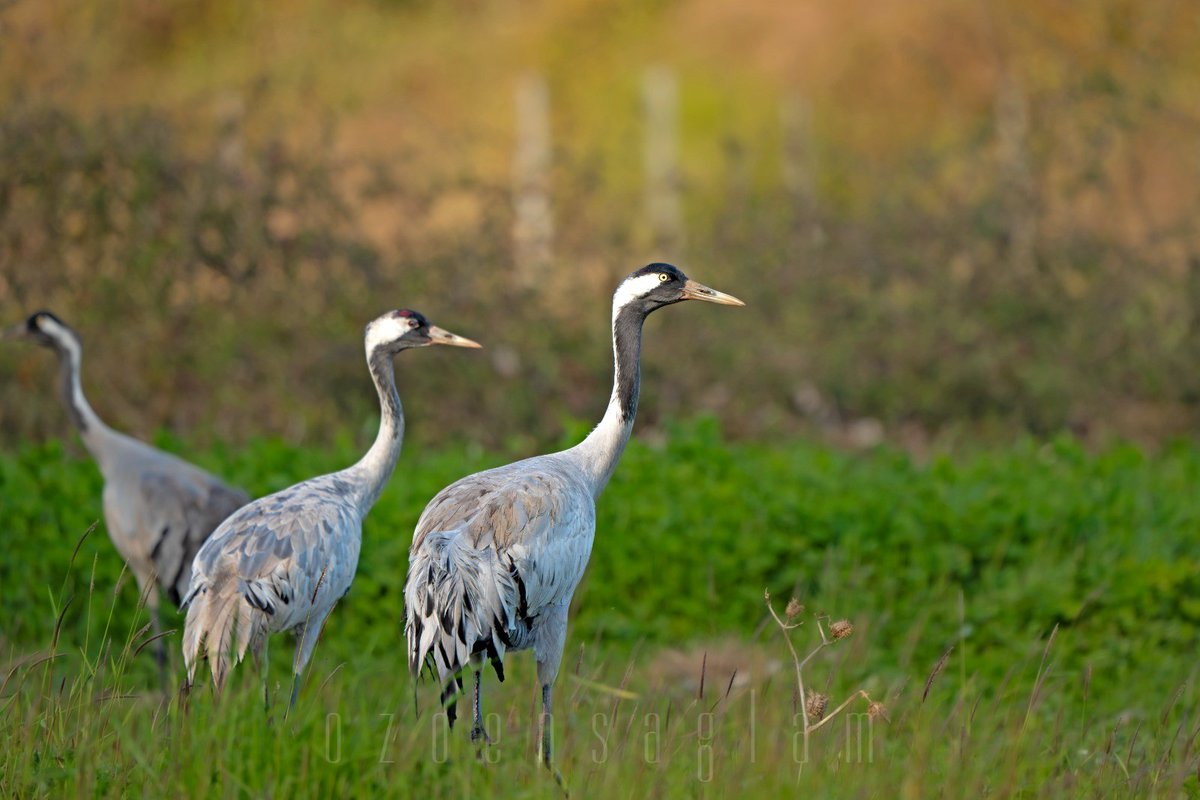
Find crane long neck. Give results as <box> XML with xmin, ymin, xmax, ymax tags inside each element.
<box><xmin>572</xmin><ymin>302</ymin><xmax>646</xmax><ymax>497</ymax></box>
<box><xmin>52</xmin><ymin>334</ymin><xmax>113</xmax><ymax>454</ymax></box>
<box><xmin>346</xmin><ymin>348</ymin><xmax>406</xmax><ymax>513</ymax></box>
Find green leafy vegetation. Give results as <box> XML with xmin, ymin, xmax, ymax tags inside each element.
<box><xmin>2</xmin><ymin>421</ymin><xmax>1198</xmax><ymax>796</ymax></box>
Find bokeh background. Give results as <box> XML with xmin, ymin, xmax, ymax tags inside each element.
<box><xmin>2</xmin><ymin>0</ymin><xmax>1199</xmax><ymax>453</ymax></box>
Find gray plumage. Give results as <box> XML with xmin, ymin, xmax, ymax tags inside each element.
<box><xmin>403</xmin><ymin>263</ymin><xmax>744</xmax><ymax>770</ymax></box>
<box><xmin>2</xmin><ymin>311</ymin><xmax>249</xmax><ymax>680</ymax></box>
<box><xmin>182</xmin><ymin>474</ymin><xmax>361</xmax><ymax>696</ymax></box>
<box><xmin>102</xmin><ymin>444</ymin><xmax>249</xmax><ymax>608</ymax></box>
<box><xmin>407</xmin><ymin>455</ymin><xmax>594</xmax><ymax>700</ymax></box>
<box><xmin>181</xmin><ymin>309</ymin><xmax>479</xmax><ymax>706</ymax></box>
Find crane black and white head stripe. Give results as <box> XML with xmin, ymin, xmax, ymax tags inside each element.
<box><xmin>362</xmin><ymin>309</ymin><xmax>480</xmax><ymax>436</ymax></box>
<box><xmin>612</xmin><ymin>262</ymin><xmax>744</xmax><ymax>316</ymax></box>
<box><xmin>3</xmin><ymin>310</ymin><xmax>93</xmax><ymax>432</ymax></box>
<box><xmin>611</xmin><ymin>263</ymin><xmax>687</xmax><ymax>316</ymax></box>
<box><xmin>6</xmin><ymin>310</ymin><xmax>81</xmax><ymax>353</ymax></box>
<box><xmin>610</xmin><ymin>263</ymin><xmax>744</xmax><ymax>419</ymax></box>
<box><xmin>365</xmin><ymin>309</ymin><xmax>482</xmax><ymax>356</ymax></box>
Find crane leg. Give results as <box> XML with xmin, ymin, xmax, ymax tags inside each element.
<box><xmin>150</xmin><ymin>603</ymin><xmax>167</xmax><ymax>693</ymax></box>
<box><xmin>285</xmin><ymin>611</ymin><xmax>328</xmax><ymax>717</ymax></box>
<box><xmin>537</xmin><ymin>683</ymin><xmax>553</xmax><ymax>764</ymax></box>
<box><xmin>285</xmin><ymin>633</ymin><xmax>302</xmax><ymax>719</ymax></box>
<box><xmin>537</xmin><ymin>683</ymin><xmax>567</xmax><ymax>793</ymax></box>
<box><xmin>261</xmin><ymin>639</ymin><xmax>271</xmax><ymax>713</ymax></box>
<box><xmin>534</xmin><ymin>604</ymin><xmax>569</xmax><ymax>793</ymax></box>
<box><xmin>135</xmin><ymin>577</ymin><xmax>168</xmax><ymax>692</ymax></box>
<box><xmin>288</xmin><ymin>673</ymin><xmax>301</xmax><ymax>713</ymax></box>
<box><xmin>470</xmin><ymin>669</ymin><xmax>491</xmax><ymax>749</ymax></box>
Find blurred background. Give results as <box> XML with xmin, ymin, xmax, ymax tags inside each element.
<box><xmin>2</xmin><ymin>0</ymin><xmax>1199</xmax><ymax>453</ymax></box>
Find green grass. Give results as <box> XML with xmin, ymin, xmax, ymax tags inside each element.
<box><xmin>2</xmin><ymin>420</ymin><xmax>1200</xmax><ymax>796</ymax></box>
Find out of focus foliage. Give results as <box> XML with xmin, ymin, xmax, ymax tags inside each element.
<box><xmin>1</xmin><ymin>0</ymin><xmax>1199</xmax><ymax>451</ymax></box>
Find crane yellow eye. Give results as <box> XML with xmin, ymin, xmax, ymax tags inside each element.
<box><xmin>658</xmin><ymin>273</ymin><xmax>669</xmax><ymax>282</ymax></box>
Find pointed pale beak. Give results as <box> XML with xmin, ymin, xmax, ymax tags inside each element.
<box><xmin>427</xmin><ymin>325</ymin><xmax>482</xmax><ymax>349</ymax></box>
<box><xmin>681</xmin><ymin>279</ymin><xmax>745</xmax><ymax>306</ymax></box>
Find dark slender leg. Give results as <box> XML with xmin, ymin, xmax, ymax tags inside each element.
<box><xmin>534</xmin><ymin>609</ymin><xmax>568</xmax><ymax>793</ymax></box>
<box><xmin>539</xmin><ymin>683</ymin><xmax>567</xmax><ymax>793</ymax></box>
<box><xmin>286</xmin><ymin>620</ymin><xmax>308</xmax><ymax>718</ymax></box>
<box><xmin>470</xmin><ymin>670</ymin><xmax>491</xmax><ymax>746</ymax></box>
<box><xmin>179</xmin><ymin>676</ymin><xmax>192</xmax><ymax>715</ymax></box>
<box><xmin>261</xmin><ymin>639</ymin><xmax>271</xmax><ymax>713</ymax></box>
<box><xmin>538</xmin><ymin>684</ymin><xmax>553</xmax><ymax>764</ymax></box>
<box><xmin>151</xmin><ymin>606</ymin><xmax>168</xmax><ymax>693</ymax></box>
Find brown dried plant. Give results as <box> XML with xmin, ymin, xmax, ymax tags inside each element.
<box><xmin>764</xmin><ymin>590</ymin><xmax>886</xmax><ymax>751</ymax></box>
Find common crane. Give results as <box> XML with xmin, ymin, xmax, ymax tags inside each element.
<box><xmin>404</xmin><ymin>263</ymin><xmax>743</xmax><ymax>775</ymax></box>
<box><xmin>3</xmin><ymin>311</ymin><xmax>250</xmax><ymax>685</ymax></box>
<box><xmin>182</xmin><ymin>309</ymin><xmax>479</xmax><ymax>708</ymax></box>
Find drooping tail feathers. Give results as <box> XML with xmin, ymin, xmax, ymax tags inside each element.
<box><xmin>180</xmin><ymin>572</ymin><xmax>270</xmax><ymax>692</ymax></box>
<box><xmin>404</xmin><ymin>529</ymin><xmax>521</xmax><ymax>689</ymax></box>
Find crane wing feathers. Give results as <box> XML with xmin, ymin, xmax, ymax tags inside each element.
<box><xmin>405</xmin><ymin>458</ymin><xmax>596</xmax><ymax>682</ymax></box>
<box><xmin>192</xmin><ymin>483</ymin><xmax>358</xmax><ymax>600</ymax></box>
<box><xmin>135</xmin><ymin>469</ymin><xmax>249</xmax><ymax>605</ymax></box>
<box><xmin>413</xmin><ymin>458</ymin><xmax>591</xmax><ymax>549</ymax></box>
<box><xmin>183</xmin><ymin>477</ymin><xmax>363</xmax><ymax>687</ymax></box>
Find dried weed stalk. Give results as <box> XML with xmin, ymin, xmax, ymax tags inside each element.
<box><xmin>765</xmin><ymin>590</ymin><xmax>885</xmax><ymax>749</ymax></box>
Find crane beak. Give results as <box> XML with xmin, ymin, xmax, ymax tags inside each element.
<box><xmin>681</xmin><ymin>279</ymin><xmax>745</xmax><ymax>307</ymax></box>
<box><xmin>427</xmin><ymin>326</ymin><xmax>482</xmax><ymax>349</ymax></box>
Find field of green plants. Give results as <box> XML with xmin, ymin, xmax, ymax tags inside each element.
<box><xmin>3</xmin><ymin>419</ymin><xmax>1199</xmax><ymax>796</ymax></box>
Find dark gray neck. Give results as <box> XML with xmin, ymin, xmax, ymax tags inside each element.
<box><xmin>613</xmin><ymin>304</ymin><xmax>645</xmax><ymax>421</ymax></box>
<box><xmin>369</xmin><ymin>348</ymin><xmax>404</xmax><ymax>430</ymax></box>
<box><xmin>569</xmin><ymin>302</ymin><xmax>649</xmax><ymax>497</ymax></box>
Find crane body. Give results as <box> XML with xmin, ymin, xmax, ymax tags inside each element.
<box><xmin>3</xmin><ymin>311</ymin><xmax>249</xmax><ymax>684</ymax></box>
<box><xmin>404</xmin><ymin>264</ymin><xmax>743</xmax><ymax>774</ymax></box>
<box><xmin>182</xmin><ymin>309</ymin><xmax>479</xmax><ymax>707</ymax></box>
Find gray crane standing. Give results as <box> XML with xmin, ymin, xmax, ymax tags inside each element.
<box><xmin>3</xmin><ymin>311</ymin><xmax>250</xmax><ymax>685</ymax></box>
<box><xmin>182</xmin><ymin>309</ymin><xmax>479</xmax><ymax>709</ymax></box>
<box><xmin>404</xmin><ymin>263</ymin><xmax>743</xmax><ymax>778</ymax></box>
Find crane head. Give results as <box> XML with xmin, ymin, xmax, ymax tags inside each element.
<box><xmin>365</xmin><ymin>309</ymin><xmax>482</xmax><ymax>355</ymax></box>
<box><xmin>614</xmin><ymin>263</ymin><xmax>745</xmax><ymax>315</ymax></box>
<box><xmin>1</xmin><ymin>310</ymin><xmax>76</xmax><ymax>350</ymax></box>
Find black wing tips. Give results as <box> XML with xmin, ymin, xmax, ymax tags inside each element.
<box><xmin>507</xmin><ymin>555</ymin><xmax>530</xmax><ymax>620</ymax></box>
<box><xmin>241</xmin><ymin>580</ymin><xmax>278</xmax><ymax>616</ymax></box>
<box><xmin>179</xmin><ymin>582</ymin><xmax>205</xmax><ymax>610</ymax></box>
<box><xmin>407</xmin><ymin>574</ymin><xmax>514</xmax><ymax>691</ymax></box>
<box><xmin>439</xmin><ymin>674</ymin><xmax>465</xmax><ymax>728</ymax></box>
<box><xmin>485</xmin><ymin>637</ymin><xmax>505</xmax><ymax>682</ymax></box>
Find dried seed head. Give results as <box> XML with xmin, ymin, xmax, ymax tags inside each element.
<box><xmin>786</xmin><ymin>598</ymin><xmax>804</xmax><ymax>620</ymax></box>
<box><xmin>830</xmin><ymin>620</ymin><xmax>854</xmax><ymax>640</ymax></box>
<box><xmin>806</xmin><ymin>692</ymin><xmax>829</xmax><ymax>721</ymax></box>
<box><xmin>868</xmin><ymin>701</ymin><xmax>888</xmax><ymax>721</ymax></box>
